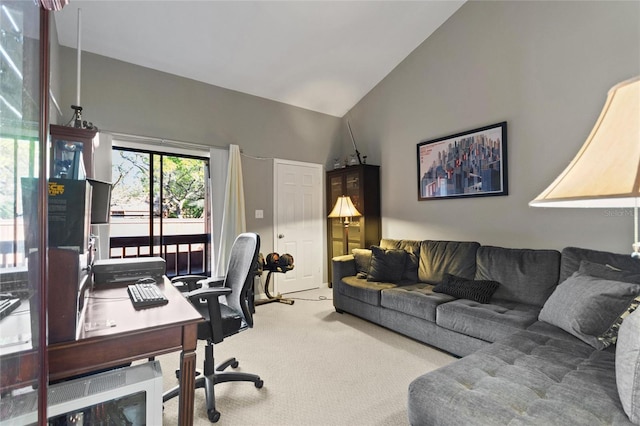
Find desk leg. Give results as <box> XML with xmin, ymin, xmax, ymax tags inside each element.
<box><xmin>179</xmin><ymin>325</ymin><xmax>198</xmax><ymax>426</ymax></box>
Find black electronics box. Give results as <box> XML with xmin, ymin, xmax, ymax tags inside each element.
<box><xmin>92</xmin><ymin>257</ymin><xmax>166</xmax><ymax>286</ymax></box>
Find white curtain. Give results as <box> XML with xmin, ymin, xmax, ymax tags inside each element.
<box><xmin>209</xmin><ymin>147</ymin><xmax>229</xmax><ymax>276</ymax></box>
<box><xmin>215</xmin><ymin>144</ymin><xmax>246</xmax><ymax>276</ymax></box>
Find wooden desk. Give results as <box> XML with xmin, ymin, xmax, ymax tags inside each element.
<box><xmin>0</xmin><ymin>279</ymin><xmax>203</xmax><ymax>425</ymax></box>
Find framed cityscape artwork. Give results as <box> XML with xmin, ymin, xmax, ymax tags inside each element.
<box><xmin>417</xmin><ymin>121</ymin><xmax>508</xmax><ymax>201</ymax></box>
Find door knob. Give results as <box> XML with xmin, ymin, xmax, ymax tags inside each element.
<box><xmin>278</xmin><ymin>234</ymin><xmax>285</xmax><ymax>239</ymax></box>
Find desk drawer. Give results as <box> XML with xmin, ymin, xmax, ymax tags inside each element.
<box><xmin>48</xmin><ymin>327</ymin><xmax>184</xmax><ymax>381</ymax></box>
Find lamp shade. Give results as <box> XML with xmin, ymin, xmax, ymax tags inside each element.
<box><xmin>328</xmin><ymin>196</ymin><xmax>362</xmax><ymax>218</ymax></box>
<box><xmin>529</xmin><ymin>76</ymin><xmax>640</xmax><ymax>208</ymax></box>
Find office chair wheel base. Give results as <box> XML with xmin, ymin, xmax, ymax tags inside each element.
<box><xmin>208</xmin><ymin>409</ymin><xmax>220</xmax><ymax>423</ymax></box>
<box><xmin>255</xmin><ymin>379</ymin><xmax>264</xmax><ymax>388</ymax></box>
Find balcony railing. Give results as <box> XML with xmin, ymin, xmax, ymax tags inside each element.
<box><xmin>109</xmin><ymin>233</ymin><xmax>211</xmax><ymax>278</ymax></box>
<box><xmin>0</xmin><ymin>233</ymin><xmax>211</xmax><ymax>279</ymax></box>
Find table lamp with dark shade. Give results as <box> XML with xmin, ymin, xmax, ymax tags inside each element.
<box><xmin>328</xmin><ymin>195</ymin><xmax>362</xmax><ymax>255</ymax></box>
<box><xmin>529</xmin><ymin>76</ymin><xmax>640</xmax><ymax>258</ymax></box>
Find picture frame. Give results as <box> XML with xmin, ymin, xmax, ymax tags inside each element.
<box><xmin>417</xmin><ymin>121</ymin><xmax>508</xmax><ymax>201</ymax></box>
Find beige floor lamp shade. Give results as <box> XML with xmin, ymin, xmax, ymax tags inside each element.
<box><xmin>529</xmin><ymin>76</ymin><xmax>640</xmax><ymax>256</ymax></box>
<box><xmin>328</xmin><ymin>195</ymin><xmax>362</xmax><ymax>219</ymax></box>
<box><xmin>329</xmin><ymin>196</ymin><xmax>362</xmax><ymax>255</ymax></box>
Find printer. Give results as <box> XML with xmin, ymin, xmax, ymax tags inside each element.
<box><xmin>92</xmin><ymin>257</ymin><xmax>166</xmax><ymax>286</ymax></box>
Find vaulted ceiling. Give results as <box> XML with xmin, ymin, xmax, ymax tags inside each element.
<box><xmin>55</xmin><ymin>1</ymin><xmax>464</xmax><ymax>117</ymax></box>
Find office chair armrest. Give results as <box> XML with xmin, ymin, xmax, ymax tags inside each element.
<box><xmin>197</xmin><ymin>276</ymin><xmax>225</xmax><ymax>287</ymax></box>
<box><xmin>171</xmin><ymin>275</ymin><xmax>208</xmax><ymax>292</ymax></box>
<box><xmin>186</xmin><ymin>286</ymin><xmax>232</xmax><ymax>303</ymax></box>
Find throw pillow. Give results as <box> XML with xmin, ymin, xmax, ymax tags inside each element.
<box><xmin>616</xmin><ymin>308</ymin><xmax>640</xmax><ymax>424</ymax></box>
<box><xmin>579</xmin><ymin>260</ymin><xmax>640</xmax><ymax>284</ymax></box>
<box><xmin>538</xmin><ymin>271</ymin><xmax>640</xmax><ymax>350</ymax></box>
<box><xmin>403</xmin><ymin>250</ymin><xmax>420</xmax><ymax>282</ymax></box>
<box><xmin>598</xmin><ymin>296</ymin><xmax>640</xmax><ymax>347</ymax></box>
<box><xmin>352</xmin><ymin>248</ymin><xmax>372</xmax><ymax>279</ymax></box>
<box><xmin>433</xmin><ymin>273</ymin><xmax>500</xmax><ymax>304</ymax></box>
<box><xmin>379</xmin><ymin>239</ymin><xmax>420</xmax><ymax>282</ymax></box>
<box><xmin>578</xmin><ymin>260</ymin><xmax>640</xmax><ymax>346</ymax></box>
<box><xmin>367</xmin><ymin>246</ymin><xmax>406</xmax><ymax>283</ymax></box>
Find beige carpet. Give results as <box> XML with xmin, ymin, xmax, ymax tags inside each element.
<box><xmin>159</xmin><ymin>286</ymin><xmax>454</xmax><ymax>425</ymax></box>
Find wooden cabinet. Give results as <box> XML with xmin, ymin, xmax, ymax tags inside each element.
<box><xmin>326</xmin><ymin>165</ymin><xmax>381</xmax><ymax>285</ymax></box>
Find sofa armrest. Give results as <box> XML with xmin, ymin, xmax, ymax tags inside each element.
<box><xmin>332</xmin><ymin>255</ymin><xmax>357</xmax><ymax>284</ymax></box>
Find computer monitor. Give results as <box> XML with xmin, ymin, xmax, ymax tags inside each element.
<box><xmin>87</xmin><ymin>178</ymin><xmax>112</xmax><ymax>225</ymax></box>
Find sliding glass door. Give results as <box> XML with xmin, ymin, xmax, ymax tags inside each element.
<box><xmin>110</xmin><ymin>147</ymin><xmax>211</xmax><ymax>276</ymax></box>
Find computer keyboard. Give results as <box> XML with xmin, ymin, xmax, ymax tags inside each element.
<box><xmin>0</xmin><ymin>298</ymin><xmax>21</xmax><ymax>320</ymax></box>
<box><xmin>127</xmin><ymin>282</ymin><xmax>168</xmax><ymax>309</ymax></box>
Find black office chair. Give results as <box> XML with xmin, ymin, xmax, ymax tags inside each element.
<box><xmin>163</xmin><ymin>232</ymin><xmax>263</xmax><ymax>423</ymax></box>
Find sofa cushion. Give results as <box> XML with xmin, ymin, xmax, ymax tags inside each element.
<box><xmin>560</xmin><ymin>246</ymin><xmax>640</xmax><ymax>283</ymax></box>
<box><xmin>436</xmin><ymin>299</ymin><xmax>541</xmax><ymax>343</ymax></box>
<box><xmin>352</xmin><ymin>248</ymin><xmax>371</xmax><ymax>278</ymax></box>
<box><xmin>433</xmin><ymin>273</ymin><xmax>500</xmax><ymax>304</ymax></box>
<box><xmin>539</xmin><ymin>271</ymin><xmax>640</xmax><ymax>350</ymax></box>
<box><xmin>475</xmin><ymin>246</ymin><xmax>561</xmax><ymax>307</ymax></box>
<box><xmin>380</xmin><ymin>284</ymin><xmax>454</xmax><ymax>322</ymax></box>
<box><xmin>616</xmin><ymin>308</ymin><xmax>640</xmax><ymax>424</ymax></box>
<box><xmin>408</xmin><ymin>329</ymin><xmax>630</xmax><ymax>426</ymax></box>
<box><xmin>380</xmin><ymin>239</ymin><xmax>421</xmax><ymax>282</ymax></box>
<box><xmin>337</xmin><ymin>275</ymin><xmax>396</xmax><ymax>306</ymax></box>
<box><xmin>418</xmin><ymin>240</ymin><xmax>480</xmax><ymax>284</ymax></box>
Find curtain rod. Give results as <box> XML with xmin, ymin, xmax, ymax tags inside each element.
<box><xmin>104</xmin><ymin>129</ymin><xmax>229</xmax><ymax>151</ymax></box>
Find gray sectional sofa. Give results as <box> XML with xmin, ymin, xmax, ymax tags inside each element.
<box><xmin>331</xmin><ymin>239</ymin><xmax>640</xmax><ymax>425</ymax></box>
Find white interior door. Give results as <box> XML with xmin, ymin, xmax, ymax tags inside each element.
<box><xmin>274</xmin><ymin>159</ymin><xmax>323</xmax><ymax>294</ymax></box>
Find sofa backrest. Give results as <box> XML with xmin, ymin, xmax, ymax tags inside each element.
<box><xmin>418</xmin><ymin>240</ymin><xmax>480</xmax><ymax>284</ymax></box>
<box><xmin>475</xmin><ymin>246</ymin><xmax>561</xmax><ymax>307</ymax></box>
<box><xmin>560</xmin><ymin>246</ymin><xmax>640</xmax><ymax>283</ymax></box>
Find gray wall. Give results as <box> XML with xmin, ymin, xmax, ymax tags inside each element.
<box><xmin>57</xmin><ymin>1</ymin><xmax>640</xmax><ymax>261</ymax></box>
<box><xmin>58</xmin><ymin>47</ymin><xmax>342</xmax><ymax>256</ymax></box>
<box><xmin>344</xmin><ymin>1</ymin><xmax>640</xmax><ymax>254</ymax></box>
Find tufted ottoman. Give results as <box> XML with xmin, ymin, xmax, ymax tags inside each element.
<box><xmin>408</xmin><ymin>326</ymin><xmax>632</xmax><ymax>425</ymax></box>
